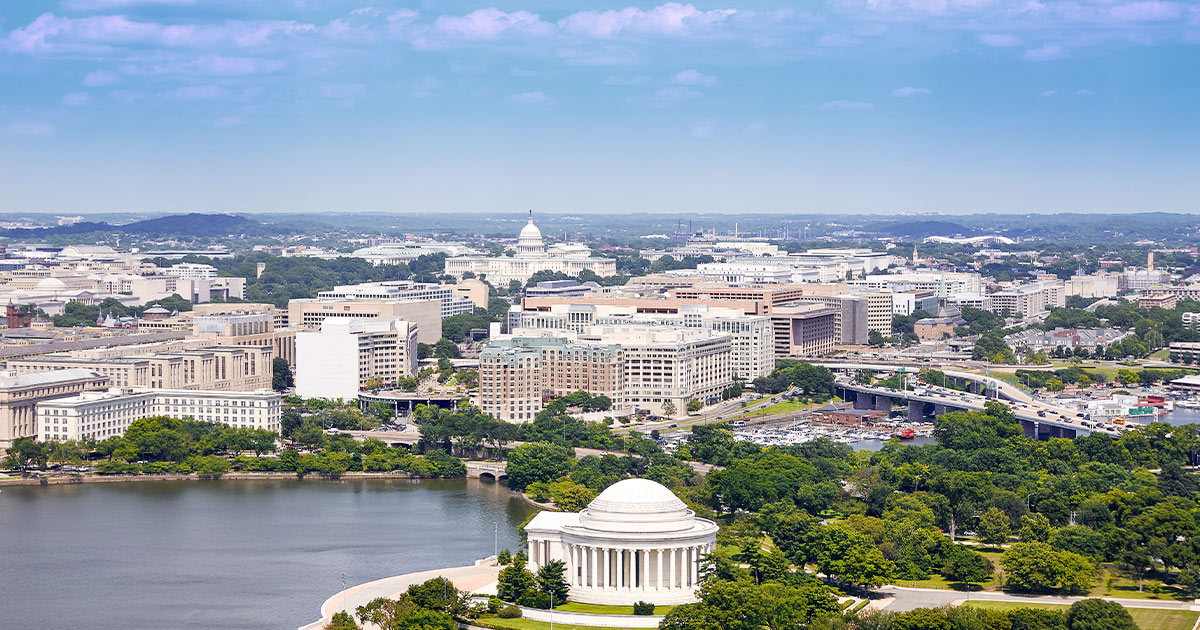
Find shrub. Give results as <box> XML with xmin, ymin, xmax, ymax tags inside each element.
<box><xmin>487</xmin><ymin>597</ymin><xmax>503</xmax><ymax>614</ymax></box>
<box><xmin>497</xmin><ymin>605</ymin><xmax>521</xmax><ymax>619</ymax></box>
<box><xmin>633</xmin><ymin>601</ymin><xmax>656</xmax><ymax>615</ymax></box>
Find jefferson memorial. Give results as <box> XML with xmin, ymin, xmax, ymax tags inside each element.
<box><xmin>524</xmin><ymin>478</ymin><xmax>718</xmax><ymax>605</ymax></box>
<box><xmin>443</xmin><ymin>213</ymin><xmax>616</xmax><ymax>285</ymax></box>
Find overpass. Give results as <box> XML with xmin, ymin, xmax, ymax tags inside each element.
<box><xmin>833</xmin><ymin>377</ymin><xmax>1116</xmax><ymax>439</ymax></box>
<box><xmin>464</xmin><ymin>460</ymin><xmax>507</xmax><ymax>481</ymax></box>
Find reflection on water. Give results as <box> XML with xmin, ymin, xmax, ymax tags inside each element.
<box><xmin>0</xmin><ymin>478</ymin><xmax>534</xmax><ymax>630</ymax></box>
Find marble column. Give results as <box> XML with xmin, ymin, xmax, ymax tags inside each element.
<box><xmin>656</xmin><ymin>548</ymin><xmax>664</xmax><ymax>590</ymax></box>
<box><xmin>690</xmin><ymin>546</ymin><xmax>699</xmax><ymax>586</ymax></box>
<box><xmin>617</xmin><ymin>548</ymin><xmax>625</xmax><ymax>590</ymax></box>
<box><xmin>668</xmin><ymin>548</ymin><xmax>676</xmax><ymax>589</ymax></box>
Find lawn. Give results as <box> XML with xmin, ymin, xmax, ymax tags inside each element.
<box><xmin>730</xmin><ymin>400</ymin><xmax>810</xmax><ymax>419</ymax></box>
<box><xmin>893</xmin><ymin>550</ymin><xmax>1006</xmax><ymax>591</ymax></box>
<box><xmin>555</xmin><ymin>602</ymin><xmax>673</xmax><ymax>615</ymax></box>
<box><xmin>964</xmin><ymin>601</ymin><xmax>1198</xmax><ymax>630</ymax></box>
<box><xmin>479</xmin><ymin>617</ymin><xmax>639</xmax><ymax>630</ymax></box>
<box><xmin>1088</xmin><ymin>567</ymin><xmax>1194</xmax><ymax>602</ymax></box>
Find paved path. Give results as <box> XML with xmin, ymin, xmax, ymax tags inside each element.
<box><xmin>299</xmin><ymin>559</ymin><xmax>500</xmax><ymax>630</ymax></box>
<box><xmin>878</xmin><ymin>584</ymin><xmax>1200</xmax><ymax>613</ymax></box>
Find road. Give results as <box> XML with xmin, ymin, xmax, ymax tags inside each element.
<box><xmin>878</xmin><ymin>584</ymin><xmax>1200</xmax><ymax>613</ymax></box>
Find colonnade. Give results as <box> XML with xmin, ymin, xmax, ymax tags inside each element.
<box><xmin>529</xmin><ymin>540</ymin><xmax>714</xmax><ymax>593</ymax></box>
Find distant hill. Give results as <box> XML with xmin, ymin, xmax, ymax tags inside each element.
<box><xmin>0</xmin><ymin>213</ymin><xmax>287</xmax><ymax>238</ymax></box>
<box><xmin>881</xmin><ymin>220</ymin><xmax>974</xmax><ymax>238</ymax></box>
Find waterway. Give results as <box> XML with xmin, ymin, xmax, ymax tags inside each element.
<box><xmin>0</xmin><ymin>478</ymin><xmax>535</xmax><ymax>630</ymax></box>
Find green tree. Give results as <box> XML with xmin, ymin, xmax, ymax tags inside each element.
<box><xmin>406</xmin><ymin>577</ymin><xmax>470</xmax><ymax>616</ymax></box>
<box><xmin>4</xmin><ymin>437</ymin><xmax>47</xmax><ymax>471</ymax></box>
<box><xmin>1018</xmin><ymin>512</ymin><xmax>1053</xmax><ymax>543</ymax></box>
<box><xmin>1065</xmin><ymin>599</ymin><xmax>1139</xmax><ymax>630</ymax></box>
<box><xmin>977</xmin><ymin>506</ymin><xmax>1012</xmax><ymax>547</ymax></box>
<box><xmin>868</xmin><ymin>330</ymin><xmax>887</xmax><ymax>346</ymax></box>
<box><xmin>536</xmin><ymin>560</ymin><xmax>570</xmax><ymax>605</ymax></box>
<box><xmin>326</xmin><ymin>610</ymin><xmax>359</xmax><ymax>630</ymax></box>
<box><xmin>505</xmin><ymin>442</ymin><xmax>574</xmax><ymax>491</ymax></box>
<box><xmin>1002</xmin><ymin>542</ymin><xmax>1096</xmax><ymax>594</ymax></box>
<box><xmin>272</xmin><ymin>357</ymin><xmax>294</xmax><ymax>391</ymax></box>
<box><xmin>433</xmin><ymin>338</ymin><xmax>462</xmax><ymax>359</ymax></box>
<box><xmin>496</xmin><ymin>563</ymin><xmax>535</xmax><ymax>602</ymax></box>
<box><xmin>943</xmin><ymin>548</ymin><xmax>993</xmax><ymax>589</ymax></box>
<box><xmin>661</xmin><ymin>400</ymin><xmax>677</xmax><ymax>417</ymax></box>
<box><xmin>687</xmin><ymin>399</ymin><xmax>703</xmax><ymax>414</ymax></box>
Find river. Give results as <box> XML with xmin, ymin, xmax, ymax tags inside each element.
<box><xmin>0</xmin><ymin>478</ymin><xmax>535</xmax><ymax>630</ymax></box>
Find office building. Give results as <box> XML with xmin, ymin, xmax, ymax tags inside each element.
<box><xmin>38</xmin><ymin>387</ymin><xmax>282</xmax><ymax>441</ymax></box>
<box><xmin>6</xmin><ymin>345</ymin><xmax>272</xmax><ymax>391</ymax></box>
<box><xmin>0</xmin><ymin>368</ymin><xmax>109</xmax><ymax>449</ymax></box>
<box><xmin>769</xmin><ymin>305</ymin><xmax>839</xmax><ymax>357</ymax></box>
<box><xmin>295</xmin><ymin>317</ymin><xmax>419</xmax><ymax>400</ymax></box>
<box><xmin>287</xmin><ymin>298</ymin><xmax>440</xmax><ymax>343</ymax></box>
<box><xmin>316</xmin><ymin>281</ymin><xmax>474</xmax><ymax>318</ymax></box>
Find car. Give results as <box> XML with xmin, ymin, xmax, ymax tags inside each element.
<box><xmin>669</xmin><ymin>423</ymin><xmax>678</xmax><ymax>428</ymax></box>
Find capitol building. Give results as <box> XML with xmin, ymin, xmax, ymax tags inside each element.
<box><xmin>524</xmin><ymin>479</ymin><xmax>718</xmax><ymax>606</ymax></box>
<box><xmin>444</xmin><ymin>213</ymin><xmax>616</xmax><ymax>285</ymax></box>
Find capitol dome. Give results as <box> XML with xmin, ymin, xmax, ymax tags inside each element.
<box><xmin>524</xmin><ymin>478</ymin><xmax>718</xmax><ymax>606</ymax></box>
<box><xmin>515</xmin><ymin>212</ymin><xmax>545</xmax><ymax>257</ymax></box>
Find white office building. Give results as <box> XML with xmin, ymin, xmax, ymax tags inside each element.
<box><xmin>295</xmin><ymin>317</ymin><xmax>419</xmax><ymax>400</ymax></box>
<box><xmin>163</xmin><ymin>263</ymin><xmax>218</xmax><ymax>279</ymax></box>
<box><xmin>317</xmin><ymin>280</ymin><xmax>474</xmax><ymax>318</ymax></box>
<box><xmin>38</xmin><ymin>387</ymin><xmax>282</xmax><ymax>441</ymax></box>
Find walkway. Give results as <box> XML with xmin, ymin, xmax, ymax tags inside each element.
<box><xmin>879</xmin><ymin>584</ymin><xmax>1200</xmax><ymax>613</ymax></box>
<box><xmin>299</xmin><ymin>559</ymin><xmax>500</xmax><ymax>630</ymax></box>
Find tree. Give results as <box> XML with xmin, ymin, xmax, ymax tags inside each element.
<box><xmin>433</xmin><ymin>338</ymin><xmax>462</xmax><ymax>359</ymax></box>
<box><xmin>355</xmin><ymin>596</ymin><xmax>417</xmax><ymax>629</ymax></box>
<box><xmin>687</xmin><ymin>399</ymin><xmax>703</xmax><ymax>414</ymax></box>
<box><xmin>536</xmin><ymin>560</ymin><xmax>570</xmax><ymax>604</ymax></box>
<box><xmin>272</xmin><ymin>357</ymin><xmax>294</xmax><ymax>391</ymax></box>
<box><xmin>1002</xmin><ymin>542</ymin><xmax>1096</xmax><ymax>594</ymax></box>
<box><xmin>326</xmin><ymin>611</ymin><xmax>358</xmax><ymax>630</ymax></box>
<box><xmin>977</xmin><ymin>506</ymin><xmax>1012</xmax><ymax>548</ymax></box>
<box><xmin>497</xmin><ymin>563</ymin><xmax>535</xmax><ymax>602</ymax></box>
<box><xmin>943</xmin><ymin>548</ymin><xmax>993</xmax><ymax>590</ymax></box>
<box><xmin>407</xmin><ymin>577</ymin><xmax>470</xmax><ymax>616</ymax></box>
<box><xmin>661</xmin><ymin>400</ymin><xmax>678</xmax><ymax>417</ymax></box>
<box><xmin>1018</xmin><ymin>512</ymin><xmax>1052</xmax><ymax>543</ymax></box>
<box><xmin>1065</xmin><ymin>599</ymin><xmax>1139</xmax><ymax>630</ymax></box>
<box><xmin>505</xmin><ymin>442</ymin><xmax>574</xmax><ymax>490</ymax></box>
<box><xmin>4</xmin><ymin>437</ymin><xmax>46</xmax><ymax>471</ymax></box>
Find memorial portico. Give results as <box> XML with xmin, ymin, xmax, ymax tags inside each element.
<box><xmin>524</xmin><ymin>478</ymin><xmax>718</xmax><ymax>606</ymax></box>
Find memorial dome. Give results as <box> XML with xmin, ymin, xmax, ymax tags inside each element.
<box><xmin>515</xmin><ymin>213</ymin><xmax>545</xmax><ymax>256</ymax></box>
<box><xmin>578</xmin><ymin>478</ymin><xmax>697</xmax><ymax>534</ymax></box>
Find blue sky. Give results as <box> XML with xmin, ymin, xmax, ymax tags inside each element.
<box><xmin>1</xmin><ymin>0</ymin><xmax>1197</xmax><ymax>215</ymax></box>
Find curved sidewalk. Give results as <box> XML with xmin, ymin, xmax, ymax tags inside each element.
<box><xmin>878</xmin><ymin>584</ymin><xmax>1200</xmax><ymax>613</ymax></box>
<box><xmin>299</xmin><ymin>558</ymin><xmax>500</xmax><ymax>630</ymax></box>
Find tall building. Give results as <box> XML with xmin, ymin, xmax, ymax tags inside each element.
<box><xmin>478</xmin><ymin>325</ymin><xmax>734</xmax><ymax>421</ymax></box>
<box><xmin>0</xmin><ymin>368</ymin><xmax>109</xmax><ymax>449</ymax></box>
<box><xmin>316</xmin><ymin>281</ymin><xmax>474</xmax><ymax>318</ymax></box>
<box><xmin>294</xmin><ymin>317</ymin><xmax>419</xmax><ymax>400</ymax></box>
<box><xmin>444</xmin><ymin>214</ymin><xmax>617</xmax><ymax>285</ymax></box>
<box><xmin>163</xmin><ymin>263</ymin><xmax>218</xmax><ymax>279</ymax></box>
<box><xmin>769</xmin><ymin>305</ymin><xmax>839</xmax><ymax>357</ymax></box>
<box><xmin>37</xmin><ymin>387</ymin><xmax>282</xmax><ymax>441</ymax></box>
<box><xmin>287</xmin><ymin>298</ymin><xmax>440</xmax><ymax>343</ymax></box>
<box><xmin>6</xmin><ymin>345</ymin><xmax>272</xmax><ymax>391</ymax></box>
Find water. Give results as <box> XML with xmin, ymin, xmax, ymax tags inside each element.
<box><xmin>0</xmin><ymin>478</ymin><xmax>534</xmax><ymax>630</ymax></box>
<box><xmin>1160</xmin><ymin>409</ymin><xmax>1200</xmax><ymax>426</ymax></box>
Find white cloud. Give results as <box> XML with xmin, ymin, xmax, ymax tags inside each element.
<box><xmin>6</xmin><ymin>13</ymin><xmax>317</xmax><ymax>54</ymax></box>
<box><xmin>820</xmin><ymin>100</ymin><xmax>874</xmax><ymax>111</ymax></box>
<box><xmin>558</xmin><ymin>3</ymin><xmax>737</xmax><ymax>38</ymax></box>
<box><xmin>6</xmin><ymin>122</ymin><xmax>56</xmax><ymax>136</ymax></box>
<box><xmin>892</xmin><ymin>86</ymin><xmax>931</xmax><ymax>97</ymax></box>
<box><xmin>671</xmin><ymin>69</ymin><xmax>717</xmax><ymax>87</ymax></box>
<box><xmin>1040</xmin><ymin>89</ymin><xmax>1057</xmax><ymax>97</ymax></box>
<box><xmin>603</xmin><ymin>75</ymin><xmax>652</xmax><ymax>86</ymax></box>
<box><xmin>435</xmin><ymin>9</ymin><xmax>551</xmax><ymax>39</ymax></box>
<box><xmin>83</xmin><ymin>70</ymin><xmax>119</xmax><ymax>86</ymax></box>
<box><xmin>653</xmin><ymin>86</ymin><xmax>701</xmax><ymax>101</ymax></box>
<box><xmin>1023</xmin><ymin>44</ymin><xmax>1065</xmax><ymax>61</ymax></box>
<box><xmin>1110</xmin><ymin>2</ymin><xmax>1183</xmax><ymax>22</ymax></box>
<box><xmin>350</xmin><ymin>7</ymin><xmax>380</xmax><ymax>17</ymax></box>
<box><xmin>818</xmin><ymin>33</ymin><xmax>862</xmax><ymax>47</ymax></box>
<box><xmin>978</xmin><ymin>33</ymin><xmax>1021</xmax><ymax>47</ymax></box>
<box><xmin>691</xmin><ymin>118</ymin><xmax>714</xmax><ymax>137</ymax></box>
<box><xmin>213</xmin><ymin>115</ymin><xmax>245</xmax><ymax>127</ymax></box>
<box><xmin>62</xmin><ymin>0</ymin><xmax>195</xmax><ymax>9</ymax></box>
<box><xmin>509</xmin><ymin>91</ymin><xmax>555</xmax><ymax>106</ymax></box>
<box><xmin>62</xmin><ymin>92</ymin><xmax>91</xmax><ymax>106</ymax></box>
<box><xmin>162</xmin><ymin>85</ymin><xmax>228</xmax><ymax>100</ymax></box>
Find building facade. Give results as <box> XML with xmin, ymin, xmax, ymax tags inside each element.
<box><xmin>295</xmin><ymin>317</ymin><xmax>419</xmax><ymax>400</ymax></box>
<box><xmin>38</xmin><ymin>387</ymin><xmax>282</xmax><ymax>441</ymax></box>
<box><xmin>287</xmin><ymin>298</ymin><xmax>440</xmax><ymax>343</ymax></box>
<box><xmin>6</xmin><ymin>345</ymin><xmax>272</xmax><ymax>391</ymax></box>
<box><xmin>444</xmin><ymin>214</ymin><xmax>616</xmax><ymax>285</ymax></box>
<box><xmin>0</xmin><ymin>368</ymin><xmax>109</xmax><ymax>449</ymax></box>
<box><xmin>316</xmin><ymin>281</ymin><xmax>474</xmax><ymax>318</ymax></box>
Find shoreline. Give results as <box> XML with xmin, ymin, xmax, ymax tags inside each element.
<box><xmin>0</xmin><ymin>471</ymin><xmax>449</xmax><ymax>487</ymax></box>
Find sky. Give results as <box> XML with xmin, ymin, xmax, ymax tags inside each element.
<box><xmin>0</xmin><ymin>0</ymin><xmax>1198</xmax><ymax>215</ymax></box>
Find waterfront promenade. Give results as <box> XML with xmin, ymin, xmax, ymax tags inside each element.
<box><xmin>299</xmin><ymin>559</ymin><xmax>501</xmax><ymax>630</ymax></box>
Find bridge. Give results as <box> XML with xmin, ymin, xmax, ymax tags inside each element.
<box><xmin>832</xmin><ymin>376</ymin><xmax>1116</xmax><ymax>439</ymax></box>
<box><xmin>464</xmin><ymin>461</ymin><xmax>508</xmax><ymax>481</ymax></box>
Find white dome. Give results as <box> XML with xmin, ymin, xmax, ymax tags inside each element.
<box><xmin>519</xmin><ymin>219</ymin><xmax>543</xmax><ymax>241</ymax></box>
<box><xmin>515</xmin><ymin>213</ymin><xmax>545</xmax><ymax>257</ymax></box>
<box><xmin>578</xmin><ymin>479</ymin><xmax>696</xmax><ymax>534</ymax></box>
<box><xmin>35</xmin><ymin>277</ymin><xmax>67</xmax><ymax>291</ymax></box>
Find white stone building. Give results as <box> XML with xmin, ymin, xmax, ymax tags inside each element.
<box><xmin>443</xmin><ymin>214</ymin><xmax>616</xmax><ymax>285</ymax></box>
<box><xmin>294</xmin><ymin>317</ymin><xmax>419</xmax><ymax>400</ymax></box>
<box><xmin>317</xmin><ymin>281</ymin><xmax>474</xmax><ymax>318</ymax></box>
<box><xmin>526</xmin><ymin>479</ymin><xmax>718</xmax><ymax>606</ymax></box>
<box><xmin>37</xmin><ymin>387</ymin><xmax>281</xmax><ymax>441</ymax></box>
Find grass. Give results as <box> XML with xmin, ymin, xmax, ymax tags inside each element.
<box><xmin>1089</xmin><ymin>567</ymin><xmax>1195</xmax><ymax>601</ymax></box>
<box><xmin>893</xmin><ymin>550</ymin><xmax>1006</xmax><ymax>592</ymax></box>
<box><xmin>729</xmin><ymin>400</ymin><xmax>810</xmax><ymax>420</ymax></box>
<box><xmin>479</xmin><ymin>617</ymin><xmax>634</xmax><ymax>630</ymax></box>
<box><xmin>554</xmin><ymin>602</ymin><xmax>673</xmax><ymax>615</ymax></box>
<box><xmin>964</xmin><ymin>601</ymin><xmax>1199</xmax><ymax>630</ymax></box>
